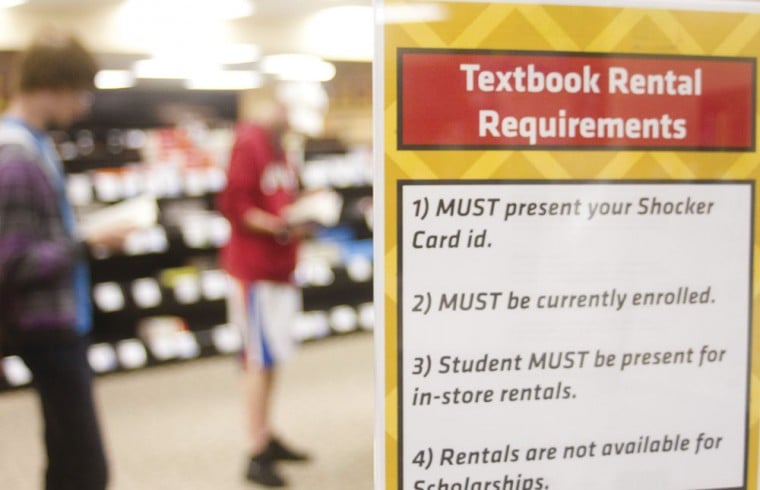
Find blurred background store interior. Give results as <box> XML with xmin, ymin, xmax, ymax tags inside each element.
<box><xmin>0</xmin><ymin>0</ymin><xmax>409</xmax><ymax>487</ymax></box>
<box><xmin>0</xmin><ymin>0</ymin><xmax>383</xmax><ymax>382</ymax></box>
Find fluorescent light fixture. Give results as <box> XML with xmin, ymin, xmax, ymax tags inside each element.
<box><xmin>218</xmin><ymin>44</ymin><xmax>261</xmax><ymax>64</ymax></box>
<box><xmin>136</xmin><ymin>54</ymin><xmax>262</xmax><ymax>83</ymax></box>
<box><xmin>261</xmin><ymin>54</ymin><xmax>336</xmax><ymax>82</ymax></box>
<box><xmin>304</xmin><ymin>1</ymin><xmax>447</xmax><ymax>61</ymax></box>
<box><xmin>95</xmin><ymin>70</ymin><xmax>135</xmax><ymax>90</ymax></box>
<box><xmin>0</xmin><ymin>0</ymin><xmax>27</xmax><ymax>8</ymax></box>
<box><xmin>152</xmin><ymin>43</ymin><xmax>261</xmax><ymax>66</ymax></box>
<box><xmin>186</xmin><ymin>70</ymin><xmax>263</xmax><ymax>90</ymax></box>
<box><xmin>123</xmin><ymin>0</ymin><xmax>255</xmax><ymax>21</ymax></box>
<box><xmin>306</xmin><ymin>6</ymin><xmax>373</xmax><ymax>61</ymax></box>
<box><xmin>133</xmin><ymin>58</ymin><xmax>213</xmax><ymax>79</ymax></box>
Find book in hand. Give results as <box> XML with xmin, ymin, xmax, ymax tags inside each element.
<box><xmin>79</xmin><ymin>194</ymin><xmax>159</xmax><ymax>240</ymax></box>
<box><xmin>283</xmin><ymin>189</ymin><xmax>343</xmax><ymax>227</ymax></box>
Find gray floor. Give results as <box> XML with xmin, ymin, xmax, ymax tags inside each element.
<box><xmin>0</xmin><ymin>333</ymin><xmax>375</xmax><ymax>490</ymax></box>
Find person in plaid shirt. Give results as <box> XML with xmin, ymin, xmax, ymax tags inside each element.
<box><xmin>0</xmin><ymin>31</ymin><xmax>128</xmax><ymax>490</ymax></box>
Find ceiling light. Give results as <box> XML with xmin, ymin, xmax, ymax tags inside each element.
<box><xmin>217</xmin><ymin>44</ymin><xmax>261</xmax><ymax>64</ymax></box>
<box><xmin>304</xmin><ymin>4</ymin><xmax>447</xmax><ymax>60</ymax></box>
<box><xmin>186</xmin><ymin>70</ymin><xmax>263</xmax><ymax>90</ymax></box>
<box><xmin>123</xmin><ymin>0</ymin><xmax>255</xmax><ymax>21</ymax></box>
<box><xmin>305</xmin><ymin>6</ymin><xmax>373</xmax><ymax>61</ymax></box>
<box><xmin>133</xmin><ymin>59</ymin><xmax>215</xmax><ymax>80</ymax></box>
<box><xmin>0</xmin><ymin>0</ymin><xmax>27</xmax><ymax>8</ymax></box>
<box><xmin>261</xmin><ymin>54</ymin><xmax>336</xmax><ymax>82</ymax></box>
<box><xmin>95</xmin><ymin>70</ymin><xmax>135</xmax><ymax>90</ymax></box>
<box><xmin>152</xmin><ymin>43</ymin><xmax>261</xmax><ymax>66</ymax></box>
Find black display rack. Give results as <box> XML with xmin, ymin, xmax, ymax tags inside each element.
<box><xmin>0</xmin><ymin>116</ymin><xmax>373</xmax><ymax>390</ymax></box>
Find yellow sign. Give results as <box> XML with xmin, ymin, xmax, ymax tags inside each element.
<box><xmin>376</xmin><ymin>1</ymin><xmax>760</xmax><ymax>489</ymax></box>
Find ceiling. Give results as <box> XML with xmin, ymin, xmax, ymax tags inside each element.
<box><xmin>9</xmin><ymin>0</ymin><xmax>760</xmax><ymax>72</ymax></box>
<box><xmin>18</xmin><ymin>0</ymin><xmax>369</xmax><ymax>18</ymax></box>
<box><xmin>0</xmin><ymin>0</ymin><xmax>375</xmax><ymax>64</ymax></box>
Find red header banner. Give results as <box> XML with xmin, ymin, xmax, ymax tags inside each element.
<box><xmin>398</xmin><ymin>49</ymin><xmax>756</xmax><ymax>151</ymax></box>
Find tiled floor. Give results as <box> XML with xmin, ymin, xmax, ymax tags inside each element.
<box><xmin>0</xmin><ymin>333</ymin><xmax>374</xmax><ymax>490</ymax></box>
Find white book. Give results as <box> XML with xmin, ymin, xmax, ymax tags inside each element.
<box><xmin>79</xmin><ymin>194</ymin><xmax>159</xmax><ymax>238</ymax></box>
<box><xmin>284</xmin><ymin>189</ymin><xmax>343</xmax><ymax>227</ymax></box>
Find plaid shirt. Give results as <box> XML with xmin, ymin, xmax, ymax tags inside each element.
<box><xmin>0</xmin><ymin>126</ymin><xmax>84</xmax><ymax>344</ymax></box>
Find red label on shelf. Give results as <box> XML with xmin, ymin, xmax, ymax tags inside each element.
<box><xmin>398</xmin><ymin>49</ymin><xmax>756</xmax><ymax>151</ymax></box>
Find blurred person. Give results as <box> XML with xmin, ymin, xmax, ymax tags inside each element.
<box><xmin>217</xmin><ymin>100</ymin><xmax>311</xmax><ymax>487</ymax></box>
<box><xmin>0</xmin><ymin>30</ymin><xmax>127</xmax><ymax>490</ymax></box>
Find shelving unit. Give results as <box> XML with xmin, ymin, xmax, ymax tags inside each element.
<box><xmin>0</xmin><ymin>101</ymin><xmax>374</xmax><ymax>390</ymax></box>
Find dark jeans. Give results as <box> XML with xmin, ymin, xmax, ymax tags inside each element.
<box><xmin>19</xmin><ymin>335</ymin><xmax>109</xmax><ymax>490</ymax></box>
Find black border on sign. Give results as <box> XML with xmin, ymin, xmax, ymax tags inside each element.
<box><xmin>396</xmin><ymin>48</ymin><xmax>757</xmax><ymax>152</ymax></box>
<box><xmin>396</xmin><ymin>179</ymin><xmax>754</xmax><ymax>490</ymax></box>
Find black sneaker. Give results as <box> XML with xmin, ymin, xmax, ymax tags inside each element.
<box><xmin>246</xmin><ymin>454</ymin><xmax>286</xmax><ymax>487</ymax></box>
<box><xmin>266</xmin><ymin>437</ymin><xmax>310</xmax><ymax>463</ymax></box>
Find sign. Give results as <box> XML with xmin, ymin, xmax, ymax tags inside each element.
<box><xmin>399</xmin><ymin>50</ymin><xmax>755</xmax><ymax>150</ymax></box>
<box><xmin>375</xmin><ymin>2</ymin><xmax>760</xmax><ymax>490</ymax></box>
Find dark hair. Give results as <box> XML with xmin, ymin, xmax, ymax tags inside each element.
<box><xmin>14</xmin><ymin>30</ymin><xmax>98</xmax><ymax>94</ymax></box>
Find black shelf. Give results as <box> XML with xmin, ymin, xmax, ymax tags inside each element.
<box><xmin>1</xmin><ymin>129</ymin><xmax>375</xmax><ymax>390</ymax></box>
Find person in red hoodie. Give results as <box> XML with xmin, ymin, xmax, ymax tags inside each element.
<box><xmin>217</xmin><ymin>101</ymin><xmax>310</xmax><ymax>487</ymax></box>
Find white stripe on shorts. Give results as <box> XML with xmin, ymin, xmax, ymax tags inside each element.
<box><xmin>226</xmin><ymin>277</ymin><xmax>300</xmax><ymax>368</ymax></box>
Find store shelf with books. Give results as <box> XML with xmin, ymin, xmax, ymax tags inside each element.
<box><xmin>0</xmin><ymin>130</ymin><xmax>375</xmax><ymax>390</ymax></box>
